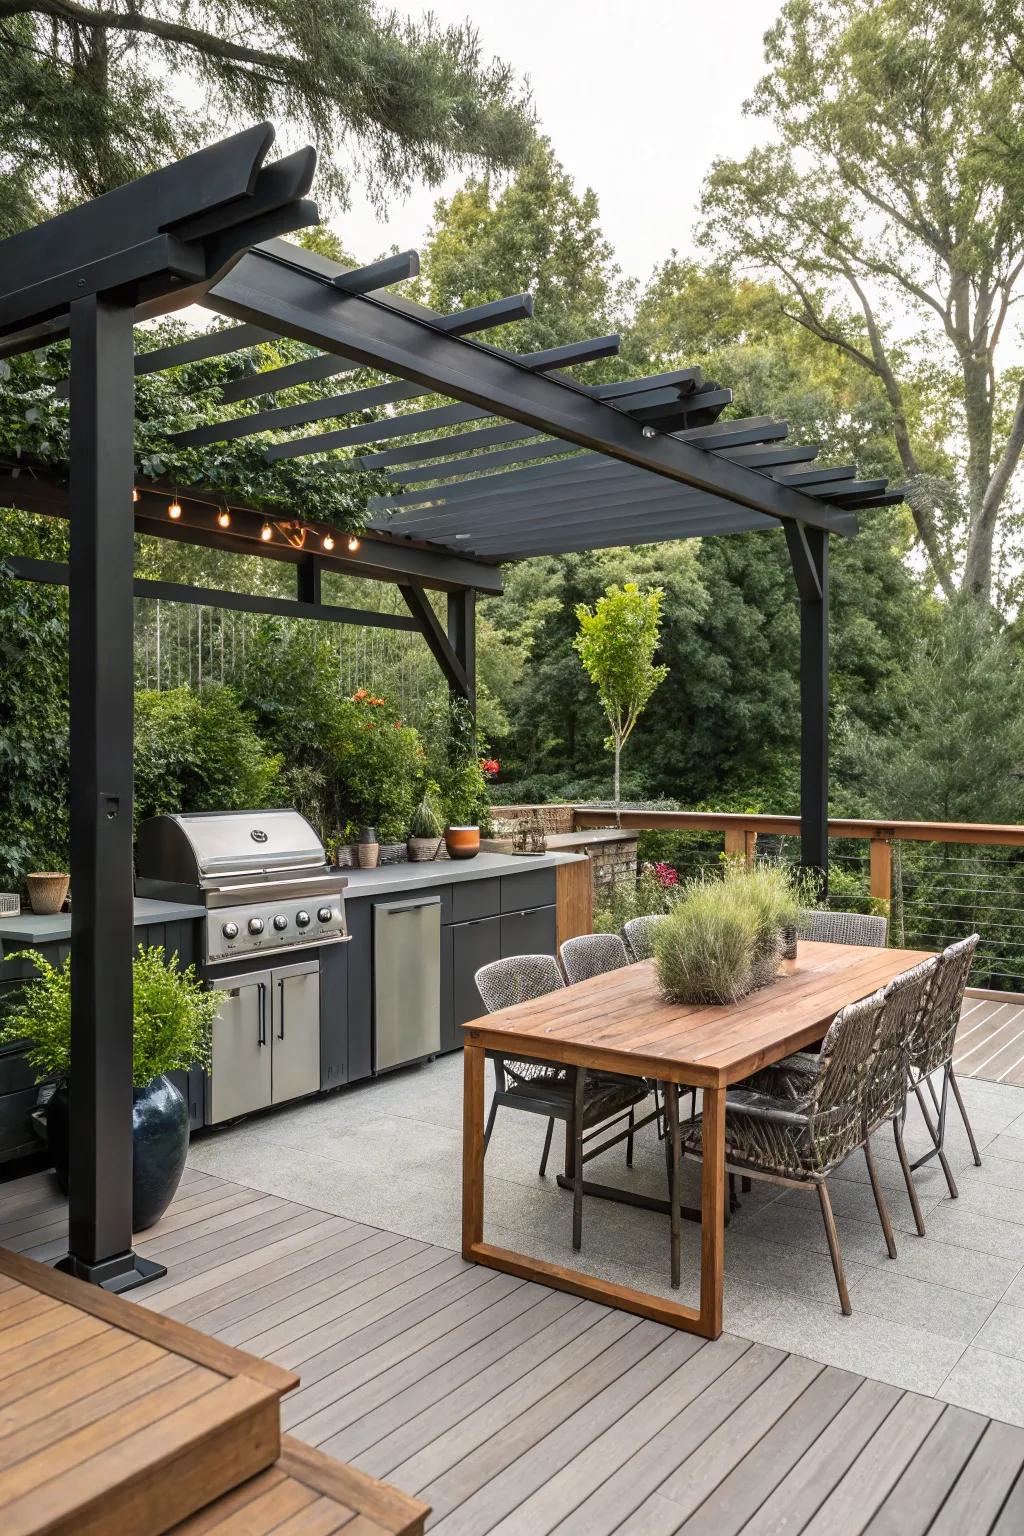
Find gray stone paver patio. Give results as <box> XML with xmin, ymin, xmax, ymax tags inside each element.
<box><xmin>186</xmin><ymin>1048</ymin><xmax>1024</xmax><ymax>1427</ymax></box>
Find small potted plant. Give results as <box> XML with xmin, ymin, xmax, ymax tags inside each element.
<box><xmin>407</xmin><ymin>787</ymin><xmax>443</xmax><ymax>862</ymax></box>
<box><xmin>1</xmin><ymin>945</ymin><xmax>216</xmax><ymax>1230</ymax></box>
<box><xmin>357</xmin><ymin>825</ymin><xmax>380</xmax><ymax>869</ymax></box>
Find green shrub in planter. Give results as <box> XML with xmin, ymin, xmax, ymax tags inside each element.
<box><xmin>724</xmin><ymin>861</ymin><xmax>800</xmax><ymax>984</ymax></box>
<box><xmin>654</xmin><ymin>882</ymin><xmax>759</xmax><ymax>1005</ymax></box>
<box><xmin>1</xmin><ymin>945</ymin><xmax>217</xmax><ymax>1229</ymax></box>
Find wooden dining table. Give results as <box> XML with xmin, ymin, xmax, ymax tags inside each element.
<box><xmin>462</xmin><ymin>938</ymin><xmax>934</xmax><ymax>1341</ymax></box>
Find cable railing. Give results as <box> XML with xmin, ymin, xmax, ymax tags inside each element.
<box><xmin>569</xmin><ymin>808</ymin><xmax>1024</xmax><ymax>995</ymax></box>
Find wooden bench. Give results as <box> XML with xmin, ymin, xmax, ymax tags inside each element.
<box><xmin>0</xmin><ymin>1247</ymin><xmax>428</xmax><ymax>1536</ymax></box>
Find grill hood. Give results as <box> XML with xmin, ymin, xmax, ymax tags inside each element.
<box><xmin>136</xmin><ymin>809</ymin><xmax>328</xmax><ymax>888</ymax></box>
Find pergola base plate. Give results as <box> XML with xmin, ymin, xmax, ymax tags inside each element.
<box><xmin>54</xmin><ymin>1249</ymin><xmax>167</xmax><ymax>1292</ymax></box>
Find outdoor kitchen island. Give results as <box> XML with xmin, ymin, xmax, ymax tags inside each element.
<box><xmin>0</xmin><ymin>849</ymin><xmax>589</xmax><ymax>1156</ymax></box>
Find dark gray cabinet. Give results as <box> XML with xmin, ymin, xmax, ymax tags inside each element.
<box><xmin>450</xmin><ymin>916</ymin><xmax>501</xmax><ymax>1044</ymax></box>
<box><xmin>500</xmin><ymin>904</ymin><xmax>557</xmax><ymax>959</ymax></box>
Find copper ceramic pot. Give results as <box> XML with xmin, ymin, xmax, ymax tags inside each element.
<box><xmin>444</xmin><ymin>825</ymin><xmax>480</xmax><ymax>860</ymax></box>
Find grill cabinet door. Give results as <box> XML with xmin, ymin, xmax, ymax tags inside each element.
<box><xmin>207</xmin><ymin>970</ymin><xmax>273</xmax><ymax>1123</ymax></box>
<box><xmin>271</xmin><ymin>959</ymin><xmax>321</xmax><ymax>1105</ymax></box>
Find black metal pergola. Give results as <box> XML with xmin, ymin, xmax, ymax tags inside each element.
<box><xmin>0</xmin><ymin>125</ymin><xmax>903</xmax><ymax>1292</ymax></box>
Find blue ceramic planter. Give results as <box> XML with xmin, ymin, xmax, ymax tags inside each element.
<box><xmin>47</xmin><ymin>1073</ymin><xmax>189</xmax><ymax>1231</ymax></box>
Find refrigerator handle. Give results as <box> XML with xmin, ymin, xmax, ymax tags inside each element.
<box><xmin>278</xmin><ymin>976</ymin><xmax>285</xmax><ymax>1040</ymax></box>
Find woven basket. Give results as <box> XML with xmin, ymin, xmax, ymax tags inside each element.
<box><xmin>0</xmin><ymin>893</ymin><xmax>19</xmax><ymax>917</ymax></box>
<box><xmin>26</xmin><ymin>872</ymin><xmax>70</xmax><ymax>915</ymax></box>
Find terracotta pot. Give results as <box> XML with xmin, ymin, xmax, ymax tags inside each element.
<box><xmin>26</xmin><ymin>872</ymin><xmax>69</xmax><ymax>915</ymax></box>
<box><xmin>444</xmin><ymin>825</ymin><xmax>480</xmax><ymax>861</ymax></box>
<box><xmin>357</xmin><ymin>841</ymin><xmax>380</xmax><ymax>869</ymax></box>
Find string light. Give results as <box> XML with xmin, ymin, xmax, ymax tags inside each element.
<box><xmin>167</xmin><ymin>497</ymin><xmax>182</xmax><ymax>521</ymax></box>
<box><xmin>322</xmin><ymin>533</ymin><xmax>335</xmax><ymax>552</ymax></box>
<box><xmin>217</xmin><ymin>507</ymin><xmax>231</xmax><ymax>529</ymax></box>
<box><xmin>347</xmin><ymin>535</ymin><xmax>361</xmax><ymax>552</ymax></box>
<box><xmin>260</xmin><ymin>521</ymin><xmax>273</xmax><ymax>542</ymax></box>
<box><xmin>132</xmin><ymin>488</ymin><xmax>140</xmax><ymax>504</ymax></box>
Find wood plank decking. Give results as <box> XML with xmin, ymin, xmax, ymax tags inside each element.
<box><xmin>956</xmin><ymin>994</ymin><xmax>1024</xmax><ymax>1086</ymax></box>
<box><xmin>1</xmin><ymin>1165</ymin><xmax>1023</xmax><ymax>1534</ymax></box>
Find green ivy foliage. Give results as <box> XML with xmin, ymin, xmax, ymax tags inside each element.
<box><xmin>0</xmin><ymin>321</ymin><xmax>388</xmax><ymax>535</ymax></box>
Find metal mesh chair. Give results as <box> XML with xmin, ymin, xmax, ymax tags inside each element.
<box><xmin>559</xmin><ymin>932</ymin><xmax>631</xmax><ymax>984</ymax></box>
<box><xmin>622</xmin><ymin>915</ymin><xmax>667</xmax><ymax>962</ymax></box>
<box><xmin>474</xmin><ymin>954</ymin><xmax>649</xmax><ymax>1250</ymax></box>
<box><xmin>906</xmin><ymin>934</ymin><xmax>981</xmax><ymax>1203</ymax></box>
<box><xmin>679</xmin><ymin>991</ymin><xmax>886</xmax><ymax>1312</ymax></box>
<box><xmin>797</xmin><ymin>909</ymin><xmax>888</xmax><ymax>947</ymax></box>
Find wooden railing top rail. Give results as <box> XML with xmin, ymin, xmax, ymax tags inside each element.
<box><xmin>570</xmin><ymin>807</ymin><xmax>1024</xmax><ymax>848</ymax></box>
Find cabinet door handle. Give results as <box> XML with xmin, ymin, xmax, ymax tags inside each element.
<box><xmin>257</xmin><ymin>982</ymin><xmax>267</xmax><ymax>1046</ymax></box>
<box><xmin>278</xmin><ymin>977</ymin><xmax>285</xmax><ymax>1040</ymax></box>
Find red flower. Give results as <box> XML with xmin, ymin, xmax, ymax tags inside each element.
<box><xmin>480</xmin><ymin>757</ymin><xmax>500</xmax><ymax>778</ymax></box>
<box><xmin>653</xmin><ymin>862</ymin><xmax>678</xmax><ymax>888</ymax></box>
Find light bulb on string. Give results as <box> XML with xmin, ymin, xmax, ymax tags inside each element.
<box><xmin>347</xmin><ymin>535</ymin><xmax>361</xmax><ymax>553</ymax></box>
<box><xmin>260</xmin><ymin>521</ymin><xmax>274</xmax><ymax>542</ymax></box>
<box><xmin>322</xmin><ymin>533</ymin><xmax>335</xmax><ymax>552</ymax></box>
<box><xmin>217</xmin><ymin>506</ymin><xmax>231</xmax><ymax>529</ymax></box>
<box><xmin>132</xmin><ymin>487</ymin><xmax>140</xmax><ymax>504</ymax></box>
<box><xmin>167</xmin><ymin>497</ymin><xmax>183</xmax><ymax>521</ymax></box>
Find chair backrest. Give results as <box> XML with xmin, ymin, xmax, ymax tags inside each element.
<box><xmin>864</xmin><ymin>958</ymin><xmax>938</xmax><ymax>1131</ymax></box>
<box><xmin>622</xmin><ymin>914</ymin><xmax>666</xmax><ymax>962</ymax></box>
<box><xmin>805</xmin><ymin>990</ymin><xmax>885</xmax><ymax>1168</ymax></box>
<box><xmin>910</xmin><ymin>933</ymin><xmax>980</xmax><ymax>1077</ymax></box>
<box><xmin>797</xmin><ymin>908</ymin><xmax>888</xmax><ymax>948</ymax></box>
<box><xmin>475</xmin><ymin>953</ymin><xmax>564</xmax><ymax>1013</ymax></box>
<box><xmin>559</xmin><ymin>932</ymin><xmax>630</xmax><ymax>986</ymax></box>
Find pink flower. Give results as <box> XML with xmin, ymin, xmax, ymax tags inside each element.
<box><xmin>653</xmin><ymin>861</ymin><xmax>678</xmax><ymax>888</ymax></box>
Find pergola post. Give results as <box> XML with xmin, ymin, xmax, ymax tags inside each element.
<box><xmin>59</xmin><ymin>295</ymin><xmax>165</xmax><ymax>1292</ymax></box>
<box><xmin>785</xmin><ymin>524</ymin><xmax>829</xmax><ymax>890</ymax></box>
<box><xmin>447</xmin><ymin>590</ymin><xmax>476</xmax><ymax>715</ymax></box>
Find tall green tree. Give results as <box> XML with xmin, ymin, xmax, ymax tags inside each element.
<box><xmin>0</xmin><ymin>1</ymin><xmax>535</xmax><ymax>232</ymax></box>
<box><xmin>574</xmin><ymin>583</ymin><xmax>669</xmax><ymax>806</ymax></box>
<box><xmin>700</xmin><ymin>0</ymin><xmax>1024</xmax><ymax>608</ymax></box>
<box><xmin>415</xmin><ymin>137</ymin><xmax>628</xmax><ymax>365</ymax></box>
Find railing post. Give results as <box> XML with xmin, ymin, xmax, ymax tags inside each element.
<box><xmin>724</xmin><ymin>827</ymin><xmax>757</xmax><ymax>868</ymax></box>
<box><xmin>869</xmin><ymin>836</ymin><xmax>893</xmax><ymax>913</ymax></box>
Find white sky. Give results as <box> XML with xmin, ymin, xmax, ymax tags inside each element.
<box><xmin>331</xmin><ymin>0</ymin><xmax>785</xmax><ymax>282</ymax></box>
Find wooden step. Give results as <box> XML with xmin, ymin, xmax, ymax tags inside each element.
<box><xmin>0</xmin><ymin>1247</ymin><xmax>296</xmax><ymax>1536</ymax></box>
<box><xmin>171</xmin><ymin>1436</ymin><xmax>429</xmax><ymax>1535</ymax></box>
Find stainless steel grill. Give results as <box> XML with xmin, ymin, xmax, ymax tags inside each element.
<box><xmin>136</xmin><ymin>809</ymin><xmax>348</xmax><ymax>967</ymax></box>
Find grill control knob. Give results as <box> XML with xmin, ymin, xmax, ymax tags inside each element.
<box><xmin>317</xmin><ymin>906</ymin><xmax>334</xmax><ymax>924</ymax></box>
<box><xmin>273</xmin><ymin>914</ymin><xmax>289</xmax><ymax>931</ymax></box>
<box><xmin>222</xmin><ymin>921</ymin><xmax>239</xmax><ymax>940</ymax></box>
<box><xmin>247</xmin><ymin>917</ymin><xmax>264</xmax><ymax>935</ymax></box>
<box><xmin>295</xmin><ymin>910</ymin><xmax>311</xmax><ymax>928</ymax></box>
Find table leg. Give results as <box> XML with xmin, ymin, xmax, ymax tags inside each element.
<box><xmin>462</xmin><ymin>1042</ymin><xmax>485</xmax><ymax>1257</ymax></box>
<box><xmin>700</xmin><ymin>1084</ymin><xmax>726</xmax><ymax>1339</ymax></box>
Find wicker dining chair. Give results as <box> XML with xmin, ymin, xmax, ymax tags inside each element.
<box><xmin>677</xmin><ymin>990</ymin><xmax>886</xmax><ymax>1312</ymax></box>
<box><xmin>560</xmin><ymin>932</ymin><xmax>632</xmax><ymax>984</ymax></box>
<box><xmin>622</xmin><ymin>914</ymin><xmax>667</xmax><ymax>962</ymax></box>
<box><xmin>559</xmin><ymin>932</ymin><xmax>665</xmax><ymax>1155</ymax></box>
<box><xmin>906</xmin><ymin>934</ymin><xmax>981</xmax><ymax>1204</ymax></box>
<box><xmin>797</xmin><ymin>908</ymin><xmax>889</xmax><ymax>947</ymax></box>
<box><xmin>475</xmin><ymin>954</ymin><xmax>649</xmax><ymax>1251</ymax></box>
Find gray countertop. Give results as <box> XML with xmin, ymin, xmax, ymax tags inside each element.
<box><xmin>339</xmin><ymin>847</ymin><xmax>585</xmax><ymax>899</ymax></box>
<box><xmin>0</xmin><ymin>851</ymin><xmax>583</xmax><ymax>945</ymax></box>
<box><xmin>0</xmin><ymin>897</ymin><xmax>206</xmax><ymax>947</ymax></box>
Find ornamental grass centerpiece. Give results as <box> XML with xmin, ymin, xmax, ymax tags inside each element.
<box><xmin>653</xmin><ymin>863</ymin><xmax>800</xmax><ymax>1005</ymax></box>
